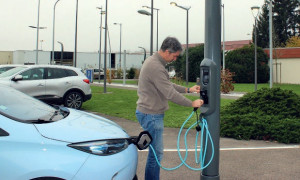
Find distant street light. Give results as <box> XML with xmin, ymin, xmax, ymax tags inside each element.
<box><xmin>137</xmin><ymin>0</ymin><xmax>154</xmax><ymax>55</ymax></box>
<box><xmin>52</xmin><ymin>0</ymin><xmax>61</xmax><ymax>65</ymax></box>
<box><xmin>97</xmin><ymin>7</ymin><xmax>105</xmax><ymax>82</ymax></box>
<box><xmin>29</xmin><ymin>25</ymin><xmax>47</xmax><ymax>63</ymax></box>
<box><xmin>114</xmin><ymin>22</ymin><xmax>122</xmax><ymax>69</ymax></box>
<box><xmin>40</xmin><ymin>40</ymin><xmax>44</xmax><ymax>50</ymax></box>
<box><xmin>138</xmin><ymin>46</ymin><xmax>146</xmax><ymax>61</ymax></box>
<box><xmin>57</xmin><ymin>41</ymin><xmax>64</xmax><ymax>64</ymax></box>
<box><xmin>74</xmin><ymin>0</ymin><xmax>78</xmax><ymax>67</ymax></box>
<box><xmin>143</xmin><ymin>6</ymin><xmax>159</xmax><ymax>51</ymax></box>
<box><xmin>221</xmin><ymin>4</ymin><xmax>225</xmax><ymax>74</ymax></box>
<box><xmin>170</xmin><ymin>2</ymin><xmax>191</xmax><ymax>85</ymax></box>
<box><xmin>251</xmin><ymin>6</ymin><xmax>260</xmax><ymax>91</ymax></box>
<box><xmin>33</xmin><ymin>0</ymin><xmax>41</xmax><ymax>64</ymax></box>
<box><xmin>138</xmin><ymin>9</ymin><xmax>153</xmax><ymax>55</ymax></box>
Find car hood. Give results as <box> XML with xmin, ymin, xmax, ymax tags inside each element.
<box><xmin>35</xmin><ymin>109</ymin><xmax>129</xmax><ymax>143</ymax></box>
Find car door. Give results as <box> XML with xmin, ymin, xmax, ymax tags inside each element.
<box><xmin>10</xmin><ymin>67</ymin><xmax>46</xmax><ymax>98</ymax></box>
<box><xmin>45</xmin><ymin>68</ymin><xmax>73</xmax><ymax>99</ymax></box>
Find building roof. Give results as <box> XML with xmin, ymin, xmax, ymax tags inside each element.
<box><xmin>264</xmin><ymin>47</ymin><xmax>300</xmax><ymax>59</ymax></box>
<box><xmin>182</xmin><ymin>40</ymin><xmax>252</xmax><ymax>51</ymax></box>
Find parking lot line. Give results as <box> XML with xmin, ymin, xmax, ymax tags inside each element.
<box><xmin>139</xmin><ymin>145</ymin><xmax>300</xmax><ymax>152</ymax></box>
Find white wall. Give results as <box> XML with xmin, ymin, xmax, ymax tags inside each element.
<box><xmin>12</xmin><ymin>50</ymin><xmax>145</xmax><ymax>70</ymax></box>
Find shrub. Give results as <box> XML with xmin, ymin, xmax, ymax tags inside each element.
<box><xmin>127</xmin><ymin>67</ymin><xmax>136</xmax><ymax>79</ymax></box>
<box><xmin>221</xmin><ymin>88</ymin><xmax>300</xmax><ymax>143</ymax></box>
<box><xmin>221</xmin><ymin>69</ymin><xmax>235</xmax><ymax>94</ymax></box>
<box><xmin>225</xmin><ymin>45</ymin><xmax>269</xmax><ymax>83</ymax></box>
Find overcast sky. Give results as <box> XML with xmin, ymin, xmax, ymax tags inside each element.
<box><xmin>0</xmin><ymin>0</ymin><xmax>265</xmax><ymax>53</ymax></box>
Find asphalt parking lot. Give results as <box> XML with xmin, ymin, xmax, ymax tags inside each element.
<box><xmin>92</xmin><ymin>82</ymin><xmax>300</xmax><ymax>179</ymax></box>
<box><xmin>96</xmin><ymin>113</ymin><xmax>300</xmax><ymax>180</ymax></box>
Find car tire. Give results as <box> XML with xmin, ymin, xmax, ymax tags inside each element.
<box><xmin>133</xmin><ymin>174</ymin><xmax>138</xmax><ymax>180</ymax></box>
<box><xmin>64</xmin><ymin>91</ymin><xmax>83</xmax><ymax>109</ymax></box>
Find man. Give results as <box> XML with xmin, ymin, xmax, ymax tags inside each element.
<box><xmin>136</xmin><ymin>37</ymin><xmax>204</xmax><ymax>180</ymax></box>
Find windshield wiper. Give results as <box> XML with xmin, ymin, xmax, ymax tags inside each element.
<box><xmin>27</xmin><ymin>119</ymin><xmax>52</xmax><ymax>124</ymax></box>
<box><xmin>49</xmin><ymin>110</ymin><xmax>60</xmax><ymax>121</ymax></box>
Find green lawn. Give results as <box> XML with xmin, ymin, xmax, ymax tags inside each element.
<box><xmin>82</xmin><ymin>86</ymin><xmax>235</xmax><ymax>128</ymax></box>
<box><xmin>111</xmin><ymin>79</ymin><xmax>300</xmax><ymax>95</ymax></box>
<box><xmin>85</xmin><ymin>82</ymin><xmax>300</xmax><ymax>128</ymax></box>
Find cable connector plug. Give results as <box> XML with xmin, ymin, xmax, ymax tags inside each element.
<box><xmin>196</xmin><ymin>125</ymin><xmax>201</xmax><ymax>132</ymax></box>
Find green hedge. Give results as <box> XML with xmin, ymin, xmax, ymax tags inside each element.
<box><xmin>220</xmin><ymin>88</ymin><xmax>300</xmax><ymax>143</ymax></box>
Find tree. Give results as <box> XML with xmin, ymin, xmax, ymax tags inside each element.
<box><xmin>256</xmin><ymin>0</ymin><xmax>300</xmax><ymax>48</ymax></box>
<box><xmin>286</xmin><ymin>36</ymin><xmax>300</xmax><ymax>47</ymax></box>
<box><xmin>167</xmin><ymin>44</ymin><xmax>205</xmax><ymax>82</ymax></box>
<box><xmin>225</xmin><ymin>45</ymin><xmax>269</xmax><ymax>83</ymax></box>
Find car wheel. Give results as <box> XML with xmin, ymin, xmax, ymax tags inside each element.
<box><xmin>64</xmin><ymin>91</ymin><xmax>83</xmax><ymax>109</ymax></box>
<box><xmin>133</xmin><ymin>174</ymin><xmax>138</xmax><ymax>180</ymax></box>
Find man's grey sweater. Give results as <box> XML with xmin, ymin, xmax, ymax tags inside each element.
<box><xmin>137</xmin><ymin>52</ymin><xmax>192</xmax><ymax>114</ymax></box>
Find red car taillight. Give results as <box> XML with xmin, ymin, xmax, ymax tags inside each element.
<box><xmin>83</xmin><ymin>79</ymin><xmax>90</xmax><ymax>84</ymax></box>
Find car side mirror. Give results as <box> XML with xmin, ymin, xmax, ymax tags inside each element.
<box><xmin>134</xmin><ymin>131</ymin><xmax>152</xmax><ymax>150</ymax></box>
<box><xmin>12</xmin><ymin>75</ymin><xmax>23</xmax><ymax>81</ymax></box>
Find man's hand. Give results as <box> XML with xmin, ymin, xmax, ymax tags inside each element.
<box><xmin>190</xmin><ymin>85</ymin><xmax>200</xmax><ymax>93</ymax></box>
<box><xmin>192</xmin><ymin>99</ymin><xmax>204</xmax><ymax>108</ymax></box>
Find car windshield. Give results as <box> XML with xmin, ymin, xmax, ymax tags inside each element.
<box><xmin>0</xmin><ymin>66</ymin><xmax>27</xmax><ymax>78</ymax></box>
<box><xmin>0</xmin><ymin>67</ymin><xmax>15</xmax><ymax>74</ymax></box>
<box><xmin>0</xmin><ymin>86</ymin><xmax>64</xmax><ymax>122</ymax></box>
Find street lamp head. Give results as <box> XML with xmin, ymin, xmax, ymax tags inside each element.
<box><xmin>251</xmin><ymin>6</ymin><xmax>260</xmax><ymax>18</ymax></box>
<box><xmin>138</xmin><ymin>10</ymin><xmax>152</xmax><ymax>16</ymax></box>
<box><xmin>170</xmin><ymin>2</ymin><xmax>191</xmax><ymax>10</ymax></box>
<box><xmin>29</xmin><ymin>25</ymin><xmax>47</xmax><ymax>29</ymax></box>
<box><xmin>170</xmin><ymin>2</ymin><xmax>177</xmax><ymax>6</ymax></box>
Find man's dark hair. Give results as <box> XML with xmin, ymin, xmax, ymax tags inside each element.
<box><xmin>160</xmin><ymin>37</ymin><xmax>182</xmax><ymax>53</ymax></box>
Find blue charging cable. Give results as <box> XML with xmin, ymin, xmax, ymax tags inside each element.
<box><xmin>149</xmin><ymin>110</ymin><xmax>214</xmax><ymax>171</ymax></box>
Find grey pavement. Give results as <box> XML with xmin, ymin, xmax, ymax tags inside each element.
<box><xmin>91</xmin><ymin>82</ymin><xmax>300</xmax><ymax>180</ymax></box>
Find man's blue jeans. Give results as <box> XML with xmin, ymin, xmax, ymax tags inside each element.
<box><xmin>136</xmin><ymin>110</ymin><xmax>164</xmax><ymax>180</ymax></box>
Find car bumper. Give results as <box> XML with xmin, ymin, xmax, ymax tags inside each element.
<box><xmin>72</xmin><ymin>144</ymin><xmax>138</xmax><ymax>180</ymax></box>
<box><xmin>84</xmin><ymin>94</ymin><xmax>92</xmax><ymax>102</ymax></box>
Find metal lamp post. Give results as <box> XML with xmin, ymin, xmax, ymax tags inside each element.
<box><xmin>143</xmin><ymin>5</ymin><xmax>159</xmax><ymax>51</ymax></box>
<box><xmin>137</xmin><ymin>9</ymin><xmax>153</xmax><ymax>56</ymax></box>
<box><xmin>74</xmin><ymin>0</ymin><xmax>78</xmax><ymax>67</ymax></box>
<box><xmin>34</xmin><ymin>0</ymin><xmax>41</xmax><ymax>65</ymax></box>
<box><xmin>52</xmin><ymin>0</ymin><xmax>61</xmax><ymax>65</ymax></box>
<box><xmin>267</xmin><ymin>0</ymin><xmax>273</xmax><ymax>88</ymax></box>
<box><xmin>221</xmin><ymin>4</ymin><xmax>225</xmax><ymax>73</ymax></box>
<box><xmin>57</xmin><ymin>41</ymin><xmax>64</xmax><ymax>64</ymax></box>
<box><xmin>97</xmin><ymin>7</ymin><xmax>105</xmax><ymax>83</ymax></box>
<box><xmin>251</xmin><ymin>6</ymin><xmax>260</xmax><ymax>91</ymax></box>
<box><xmin>170</xmin><ymin>2</ymin><xmax>191</xmax><ymax>85</ymax></box>
<box><xmin>29</xmin><ymin>25</ymin><xmax>47</xmax><ymax>64</ymax></box>
<box><xmin>114</xmin><ymin>23</ymin><xmax>122</xmax><ymax>69</ymax></box>
<box><xmin>138</xmin><ymin>46</ymin><xmax>147</xmax><ymax>61</ymax></box>
<box><xmin>137</xmin><ymin>0</ymin><xmax>153</xmax><ymax>55</ymax></box>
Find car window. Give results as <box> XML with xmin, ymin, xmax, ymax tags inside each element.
<box><xmin>20</xmin><ymin>68</ymin><xmax>44</xmax><ymax>80</ymax></box>
<box><xmin>0</xmin><ymin>86</ymin><xmax>60</xmax><ymax>121</ymax></box>
<box><xmin>0</xmin><ymin>67</ymin><xmax>14</xmax><ymax>74</ymax></box>
<box><xmin>47</xmin><ymin>68</ymin><xmax>67</xmax><ymax>79</ymax></box>
<box><xmin>47</xmin><ymin>68</ymin><xmax>77</xmax><ymax>79</ymax></box>
<box><xmin>65</xmin><ymin>69</ymin><xmax>78</xmax><ymax>77</ymax></box>
<box><xmin>0</xmin><ymin>66</ymin><xmax>27</xmax><ymax>78</ymax></box>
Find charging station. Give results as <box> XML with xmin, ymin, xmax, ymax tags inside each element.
<box><xmin>200</xmin><ymin>0</ymin><xmax>221</xmax><ymax>179</ymax></box>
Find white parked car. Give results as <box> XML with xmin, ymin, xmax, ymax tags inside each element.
<box><xmin>0</xmin><ymin>65</ymin><xmax>92</xmax><ymax>109</ymax></box>
<box><xmin>0</xmin><ymin>84</ymin><xmax>151</xmax><ymax>180</ymax></box>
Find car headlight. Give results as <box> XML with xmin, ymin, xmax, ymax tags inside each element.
<box><xmin>68</xmin><ymin>139</ymin><xmax>129</xmax><ymax>156</ymax></box>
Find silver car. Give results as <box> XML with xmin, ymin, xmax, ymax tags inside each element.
<box><xmin>0</xmin><ymin>65</ymin><xmax>92</xmax><ymax>109</ymax></box>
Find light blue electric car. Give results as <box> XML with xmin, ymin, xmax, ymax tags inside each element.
<box><xmin>0</xmin><ymin>84</ymin><xmax>151</xmax><ymax>180</ymax></box>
